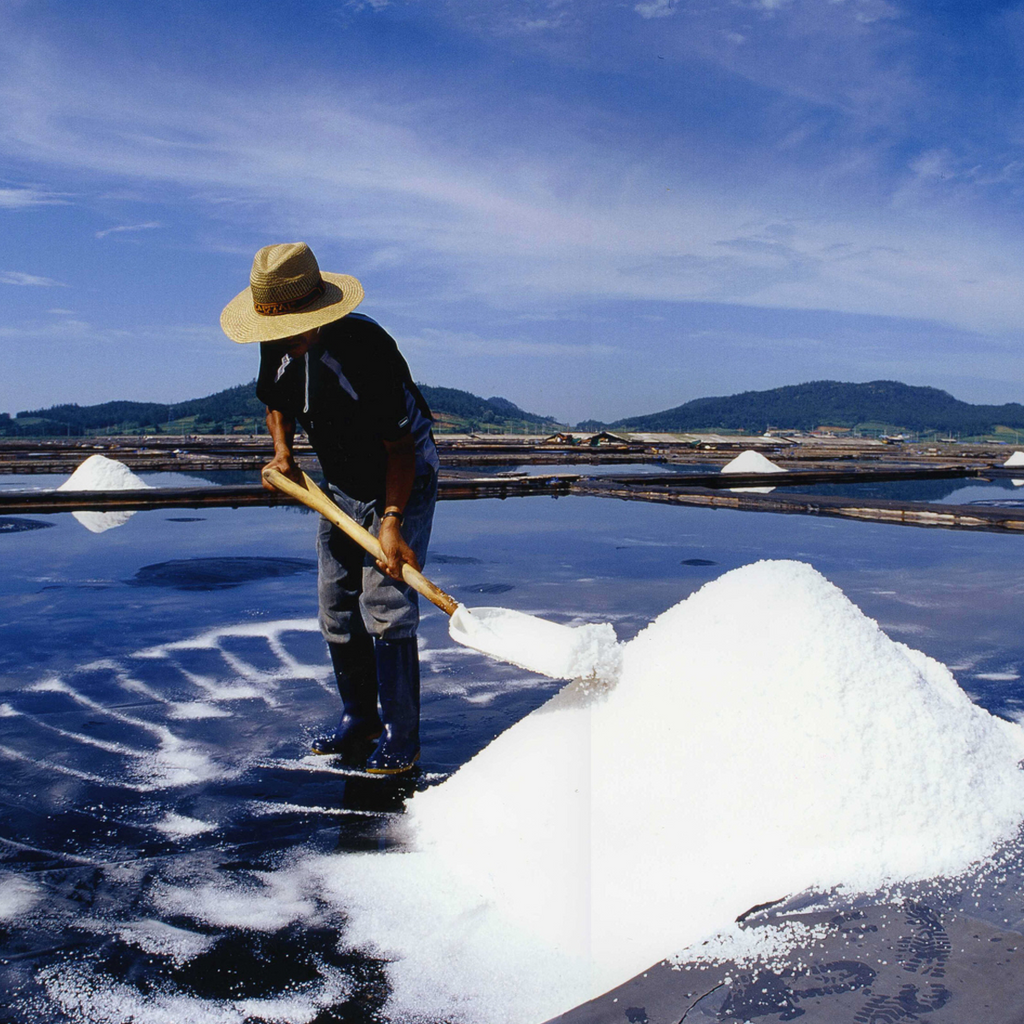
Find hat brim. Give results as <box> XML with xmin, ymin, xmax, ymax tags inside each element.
<box><xmin>220</xmin><ymin>272</ymin><xmax>365</xmax><ymax>344</ymax></box>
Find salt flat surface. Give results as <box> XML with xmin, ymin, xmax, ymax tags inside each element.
<box><xmin>4</xmin><ymin>495</ymin><xmax>1024</xmax><ymax>1024</ymax></box>
<box><xmin>318</xmin><ymin>560</ymin><xmax>1024</xmax><ymax>1023</ymax></box>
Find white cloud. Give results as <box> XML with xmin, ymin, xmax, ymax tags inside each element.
<box><xmin>95</xmin><ymin>220</ymin><xmax>161</xmax><ymax>239</ymax></box>
<box><xmin>634</xmin><ymin>0</ymin><xmax>676</xmax><ymax>18</ymax></box>
<box><xmin>0</xmin><ymin>186</ymin><xmax>64</xmax><ymax>208</ymax></box>
<box><xmin>0</xmin><ymin>270</ymin><xmax>63</xmax><ymax>286</ymax></box>
<box><xmin>1</xmin><ymin>4</ymin><xmax>1024</xmax><ymax>343</ymax></box>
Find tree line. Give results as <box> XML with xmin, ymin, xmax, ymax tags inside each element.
<box><xmin>1</xmin><ymin>383</ymin><xmax>561</xmax><ymax>437</ymax></box>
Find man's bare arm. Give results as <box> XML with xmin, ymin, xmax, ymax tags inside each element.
<box><xmin>377</xmin><ymin>434</ymin><xmax>419</xmax><ymax>579</ymax></box>
<box><xmin>262</xmin><ymin>408</ymin><xmax>302</xmax><ymax>490</ymax></box>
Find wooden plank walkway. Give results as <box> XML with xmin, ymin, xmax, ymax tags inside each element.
<box><xmin>1</xmin><ymin>467</ymin><xmax>1021</xmax><ymax>532</ymax></box>
<box><xmin>0</xmin><ymin>475</ymin><xmax>578</xmax><ymax>515</ymax></box>
<box><xmin>572</xmin><ymin>480</ymin><xmax>1024</xmax><ymax>533</ymax></box>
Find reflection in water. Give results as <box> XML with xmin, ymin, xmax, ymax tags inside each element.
<box><xmin>72</xmin><ymin>508</ymin><xmax>136</xmax><ymax>533</ymax></box>
<box><xmin>460</xmin><ymin>581</ymin><xmax>515</xmax><ymax>594</ymax></box>
<box><xmin>129</xmin><ymin>556</ymin><xmax>317</xmax><ymax>590</ymax></box>
<box><xmin>0</xmin><ymin>517</ymin><xmax>54</xmax><ymax>534</ymax></box>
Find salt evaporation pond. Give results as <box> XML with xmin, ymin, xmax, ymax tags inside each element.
<box><xmin>2</xmin><ymin>481</ymin><xmax>1024</xmax><ymax>1022</ymax></box>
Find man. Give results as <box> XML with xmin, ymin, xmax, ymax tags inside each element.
<box><xmin>221</xmin><ymin>242</ymin><xmax>438</xmax><ymax>774</ymax></box>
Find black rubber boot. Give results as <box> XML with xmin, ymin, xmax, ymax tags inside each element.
<box><xmin>311</xmin><ymin>635</ymin><xmax>383</xmax><ymax>762</ymax></box>
<box><xmin>366</xmin><ymin>637</ymin><xmax>421</xmax><ymax>774</ymax></box>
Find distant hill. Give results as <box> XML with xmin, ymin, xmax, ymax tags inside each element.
<box><xmin>583</xmin><ymin>381</ymin><xmax>1024</xmax><ymax>438</ymax></box>
<box><xmin>2</xmin><ymin>383</ymin><xmax>562</xmax><ymax>437</ymax></box>
<box><xmin>415</xmin><ymin>386</ymin><xmax>561</xmax><ymax>434</ymax></box>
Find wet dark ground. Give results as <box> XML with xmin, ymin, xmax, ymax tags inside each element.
<box><xmin>1</xmin><ymin>474</ymin><xmax>1024</xmax><ymax>1022</ymax></box>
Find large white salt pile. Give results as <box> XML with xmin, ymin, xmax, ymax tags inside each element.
<box><xmin>721</xmin><ymin>448</ymin><xmax>786</xmax><ymax>493</ymax></box>
<box><xmin>57</xmin><ymin>454</ymin><xmax>150</xmax><ymax>533</ymax></box>
<box><xmin>318</xmin><ymin>560</ymin><xmax>1024</xmax><ymax>1024</ymax></box>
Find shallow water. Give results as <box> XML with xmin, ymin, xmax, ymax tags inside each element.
<box><xmin>2</xmin><ymin>477</ymin><xmax>1024</xmax><ymax>1021</ymax></box>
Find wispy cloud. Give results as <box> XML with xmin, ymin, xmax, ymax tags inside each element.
<box><xmin>0</xmin><ymin>186</ymin><xmax>65</xmax><ymax>209</ymax></box>
<box><xmin>3</xmin><ymin>38</ymin><xmax>1023</xmax><ymax>337</ymax></box>
<box><xmin>634</xmin><ymin>0</ymin><xmax>677</xmax><ymax>19</ymax></box>
<box><xmin>95</xmin><ymin>220</ymin><xmax>161</xmax><ymax>239</ymax></box>
<box><xmin>0</xmin><ymin>317</ymin><xmax>249</xmax><ymax>413</ymax></box>
<box><xmin>0</xmin><ymin>270</ymin><xmax>64</xmax><ymax>286</ymax></box>
<box><xmin>402</xmin><ymin>327</ymin><xmax>622</xmax><ymax>359</ymax></box>
<box><xmin>1</xmin><ymin>2</ymin><xmax>1024</xmax><ymax>341</ymax></box>
<box><xmin>0</xmin><ymin>319</ymin><xmax>210</xmax><ymax>345</ymax></box>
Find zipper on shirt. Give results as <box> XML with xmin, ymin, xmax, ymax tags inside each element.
<box><xmin>303</xmin><ymin>351</ymin><xmax>310</xmax><ymax>414</ymax></box>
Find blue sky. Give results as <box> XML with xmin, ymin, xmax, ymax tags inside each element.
<box><xmin>2</xmin><ymin>0</ymin><xmax>1024</xmax><ymax>424</ymax></box>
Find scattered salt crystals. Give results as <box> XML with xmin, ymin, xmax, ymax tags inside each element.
<box><xmin>154</xmin><ymin>871</ymin><xmax>317</xmax><ymax>932</ymax></box>
<box><xmin>1003</xmin><ymin>451</ymin><xmax>1024</xmax><ymax>467</ymax></box>
<box><xmin>134</xmin><ymin>741</ymin><xmax>227</xmax><ymax>790</ymax></box>
<box><xmin>58</xmin><ymin>454</ymin><xmax>150</xmax><ymax>533</ymax></box>
<box><xmin>76</xmin><ymin>917</ymin><xmax>219</xmax><ymax>965</ymax></box>
<box><xmin>152</xmin><ymin>812</ymin><xmax>217</xmax><ymax>838</ymax></box>
<box><xmin>721</xmin><ymin>449</ymin><xmax>786</xmax><ymax>493</ymax></box>
<box><xmin>0</xmin><ymin>873</ymin><xmax>42</xmax><ymax>921</ymax></box>
<box><xmin>448</xmin><ymin>604</ymin><xmax>621</xmax><ymax>680</ymax></box>
<box><xmin>326</xmin><ymin>559</ymin><xmax>1024</xmax><ymax>1024</ymax></box>
<box><xmin>671</xmin><ymin>919</ymin><xmax>833</xmax><ymax>971</ymax></box>
<box><xmin>168</xmin><ymin>702</ymin><xmax>233</xmax><ymax>720</ymax></box>
<box><xmin>38</xmin><ymin>959</ymin><xmax>352</xmax><ymax>1024</ymax></box>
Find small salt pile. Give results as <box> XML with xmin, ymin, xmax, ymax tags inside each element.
<box><xmin>721</xmin><ymin>448</ymin><xmax>786</xmax><ymax>493</ymax></box>
<box><xmin>318</xmin><ymin>560</ymin><xmax>1024</xmax><ymax>1024</ymax></box>
<box><xmin>57</xmin><ymin>454</ymin><xmax>150</xmax><ymax>533</ymax></box>
<box><xmin>1004</xmin><ymin>451</ymin><xmax>1024</xmax><ymax>485</ymax></box>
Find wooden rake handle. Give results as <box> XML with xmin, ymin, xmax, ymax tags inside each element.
<box><xmin>262</xmin><ymin>467</ymin><xmax>459</xmax><ymax>617</ymax></box>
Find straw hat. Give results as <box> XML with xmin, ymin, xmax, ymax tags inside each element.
<box><xmin>220</xmin><ymin>242</ymin><xmax>364</xmax><ymax>343</ymax></box>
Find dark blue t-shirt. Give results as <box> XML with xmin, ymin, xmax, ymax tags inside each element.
<box><xmin>256</xmin><ymin>313</ymin><xmax>436</xmax><ymax>500</ymax></box>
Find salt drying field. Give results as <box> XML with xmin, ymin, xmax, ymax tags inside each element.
<box><xmin>3</xmin><ymin>473</ymin><xmax>1024</xmax><ymax>1023</ymax></box>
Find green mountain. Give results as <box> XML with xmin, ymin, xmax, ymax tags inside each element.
<box><xmin>414</xmin><ymin>386</ymin><xmax>560</xmax><ymax>433</ymax></box>
<box><xmin>585</xmin><ymin>381</ymin><xmax>1024</xmax><ymax>438</ymax></box>
<box><xmin>2</xmin><ymin>383</ymin><xmax>561</xmax><ymax>437</ymax></box>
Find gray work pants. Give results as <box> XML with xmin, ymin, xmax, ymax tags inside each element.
<box><xmin>316</xmin><ymin>469</ymin><xmax>437</xmax><ymax>644</ymax></box>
